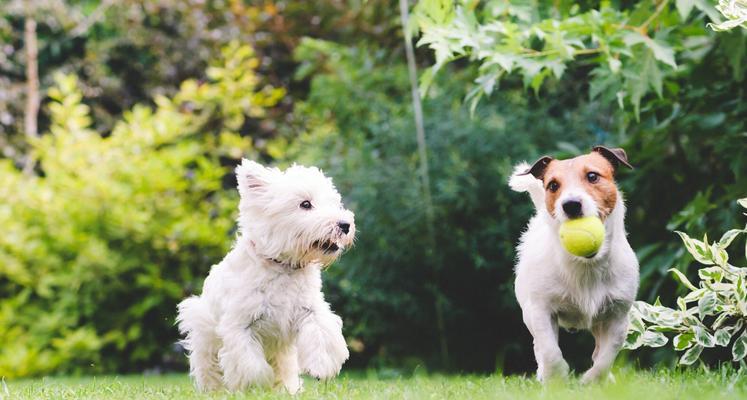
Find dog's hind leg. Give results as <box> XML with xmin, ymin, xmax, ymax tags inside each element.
<box><xmin>177</xmin><ymin>297</ymin><xmax>223</xmax><ymax>391</ymax></box>
<box><xmin>187</xmin><ymin>329</ymin><xmax>223</xmax><ymax>390</ymax></box>
<box><xmin>273</xmin><ymin>344</ymin><xmax>302</xmax><ymax>394</ymax></box>
<box><xmin>581</xmin><ymin>312</ymin><xmax>628</xmax><ymax>384</ymax></box>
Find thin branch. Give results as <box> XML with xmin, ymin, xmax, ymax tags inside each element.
<box><xmin>399</xmin><ymin>0</ymin><xmax>449</xmax><ymax>369</ymax></box>
<box><xmin>23</xmin><ymin>14</ymin><xmax>39</xmax><ymax>175</ymax></box>
<box><xmin>639</xmin><ymin>0</ymin><xmax>671</xmax><ymax>33</ymax></box>
<box><xmin>23</xmin><ymin>16</ymin><xmax>39</xmax><ymax>140</ymax></box>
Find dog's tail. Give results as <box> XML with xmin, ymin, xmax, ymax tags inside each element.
<box><xmin>509</xmin><ymin>162</ymin><xmax>544</xmax><ymax>210</ymax></box>
<box><xmin>176</xmin><ymin>296</ymin><xmax>216</xmax><ymax>352</ymax></box>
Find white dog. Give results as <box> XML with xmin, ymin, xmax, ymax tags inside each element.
<box><xmin>176</xmin><ymin>160</ymin><xmax>355</xmax><ymax>393</ymax></box>
<box><xmin>509</xmin><ymin>146</ymin><xmax>639</xmax><ymax>383</ymax></box>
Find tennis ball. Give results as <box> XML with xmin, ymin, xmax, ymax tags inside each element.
<box><xmin>559</xmin><ymin>216</ymin><xmax>605</xmax><ymax>257</ymax></box>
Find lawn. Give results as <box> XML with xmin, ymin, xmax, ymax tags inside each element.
<box><xmin>4</xmin><ymin>369</ymin><xmax>747</xmax><ymax>400</ymax></box>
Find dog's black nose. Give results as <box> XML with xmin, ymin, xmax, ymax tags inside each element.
<box><xmin>562</xmin><ymin>200</ymin><xmax>583</xmax><ymax>218</ymax></box>
<box><xmin>338</xmin><ymin>222</ymin><xmax>351</xmax><ymax>234</ymax></box>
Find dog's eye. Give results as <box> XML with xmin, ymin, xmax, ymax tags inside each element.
<box><xmin>547</xmin><ymin>181</ymin><xmax>560</xmax><ymax>192</ymax></box>
<box><xmin>300</xmin><ymin>200</ymin><xmax>313</xmax><ymax>210</ymax></box>
<box><xmin>587</xmin><ymin>172</ymin><xmax>600</xmax><ymax>183</ymax></box>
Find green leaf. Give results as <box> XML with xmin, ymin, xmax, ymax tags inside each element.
<box><xmin>698</xmin><ymin>267</ymin><xmax>723</xmax><ymax>283</ymax></box>
<box><xmin>698</xmin><ymin>291</ymin><xmax>718</xmax><ymax>319</ymax></box>
<box><xmin>694</xmin><ymin>325</ymin><xmax>715</xmax><ymax>347</ymax></box>
<box><xmin>733</xmin><ymin>330</ymin><xmax>747</xmax><ymax>361</ymax></box>
<box><xmin>641</xmin><ymin>330</ymin><xmax>669</xmax><ymax>347</ymax></box>
<box><xmin>679</xmin><ymin>344</ymin><xmax>703</xmax><ymax>365</ymax></box>
<box><xmin>737</xmin><ymin>274</ymin><xmax>746</xmax><ymax>301</ymax></box>
<box><xmin>718</xmin><ymin>229</ymin><xmax>744</xmax><ymax>249</ymax></box>
<box><xmin>674</xmin><ymin>331</ymin><xmax>695</xmax><ymax>350</ymax></box>
<box><xmin>628</xmin><ymin>303</ymin><xmax>647</xmax><ymax>332</ymax></box>
<box><xmin>712</xmin><ymin>312</ymin><xmax>731</xmax><ymax>330</ymax></box>
<box><xmin>684</xmin><ymin>288</ymin><xmax>707</xmax><ymax>302</ymax></box>
<box><xmin>651</xmin><ymin>325</ymin><xmax>681</xmax><ymax>333</ymax></box>
<box><xmin>623</xmin><ymin>31</ymin><xmax>677</xmax><ymax>69</ymax></box>
<box><xmin>710</xmin><ymin>243</ymin><xmax>729</xmax><ymax>267</ymax></box>
<box><xmin>676</xmin><ymin>0</ymin><xmax>696</xmax><ymax>19</ymax></box>
<box><xmin>694</xmin><ymin>0</ymin><xmax>726</xmax><ymax>22</ymax></box>
<box><xmin>677</xmin><ymin>296</ymin><xmax>687</xmax><ymax>311</ymax></box>
<box><xmin>708</xmin><ymin>17</ymin><xmax>747</xmax><ymax>32</ymax></box>
<box><xmin>623</xmin><ymin>330</ymin><xmax>643</xmax><ymax>350</ymax></box>
<box><xmin>676</xmin><ymin>231</ymin><xmax>714</xmax><ymax>265</ymax></box>
<box><xmin>714</xmin><ymin>328</ymin><xmax>733</xmax><ymax>347</ymax></box>
<box><xmin>669</xmin><ymin>267</ymin><xmax>698</xmax><ymax>291</ymax></box>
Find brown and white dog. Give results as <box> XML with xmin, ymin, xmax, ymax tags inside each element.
<box><xmin>509</xmin><ymin>146</ymin><xmax>639</xmax><ymax>383</ymax></box>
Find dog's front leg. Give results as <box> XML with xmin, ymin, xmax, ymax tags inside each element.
<box><xmin>296</xmin><ymin>302</ymin><xmax>349</xmax><ymax>380</ymax></box>
<box><xmin>581</xmin><ymin>311</ymin><xmax>628</xmax><ymax>384</ymax></box>
<box><xmin>525</xmin><ymin>305</ymin><xmax>569</xmax><ymax>382</ymax></box>
<box><xmin>216</xmin><ymin>317</ymin><xmax>274</xmax><ymax>391</ymax></box>
<box><xmin>273</xmin><ymin>344</ymin><xmax>303</xmax><ymax>394</ymax></box>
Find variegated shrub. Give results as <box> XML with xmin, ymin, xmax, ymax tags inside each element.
<box><xmin>625</xmin><ymin>198</ymin><xmax>747</xmax><ymax>366</ymax></box>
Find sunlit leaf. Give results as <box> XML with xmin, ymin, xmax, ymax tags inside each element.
<box><xmin>698</xmin><ymin>291</ymin><xmax>718</xmax><ymax>319</ymax></box>
<box><xmin>674</xmin><ymin>331</ymin><xmax>695</xmax><ymax>350</ymax></box>
<box><xmin>714</xmin><ymin>327</ymin><xmax>733</xmax><ymax>346</ymax></box>
<box><xmin>694</xmin><ymin>325</ymin><xmax>715</xmax><ymax>347</ymax></box>
<box><xmin>733</xmin><ymin>330</ymin><xmax>747</xmax><ymax>361</ymax></box>
<box><xmin>718</xmin><ymin>229</ymin><xmax>744</xmax><ymax>249</ymax></box>
<box><xmin>676</xmin><ymin>0</ymin><xmax>696</xmax><ymax>19</ymax></box>
<box><xmin>669</xmin><ymin>267</ymin><xmax>699</xmax><ymax>291</ymax></box>
<box><xmin>680</xmin><ymin>344</ymin><xmax>703</xmax><ymax>365</ymax></box>
<box><xmin>640</xmin><ymin>330</ymin><xmax>668</xmax><ymax>347</ymax></box>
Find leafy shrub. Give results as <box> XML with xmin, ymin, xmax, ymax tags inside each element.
<box><xmin>625</xmin><ymin>198</ymin><xmax>747</xmax><ymax>366</ymax></box>
<box><xmin>411</xmin><ymin>0</ymin><xmax>725</xmax><ymax>116</ymax></box>
<box><xmin>0</xmin><ymin>43</ymin><xmax>281</xmax><ymax>377</ymax></box>
<box><xmin>709</xmin><ymin>0</ymin><xmax>747</xmax><ymax>31</ymax></box>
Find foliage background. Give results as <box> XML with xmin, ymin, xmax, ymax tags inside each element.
<box><xmin>0</xmin><ymin>0</ymin><xmax>745</xmax><ymax>377</ymax></box>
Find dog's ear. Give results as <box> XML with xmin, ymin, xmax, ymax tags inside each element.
<box><xmin>236</xmin><ymin>159</ymin><xmax>275</xmax><ymax>196</ymax></box>
<box><xmin>592</xmin><ymin>146</ymin><xmax>634</xmax><ymax>171</ymax></box>
<box><xmin>518</xmin><ymin>156</ymin><xmax>554</xmax><ymax>180</ymax></box>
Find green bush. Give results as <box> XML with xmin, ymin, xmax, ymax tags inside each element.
<box><xmin>0</xmin><ymin>43</ymin><xmax>281</xmax><ymax>378</ymax></box>
<box><xmin>625</xmin><ymin>198</ymin><xmax>747</xmax><ymax>367</ymax></box>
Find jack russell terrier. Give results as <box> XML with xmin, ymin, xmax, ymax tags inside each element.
<box><xmin>509</xmin><ymin>146</ymin><xmax>639</xmax><ymax>383</ymax></box>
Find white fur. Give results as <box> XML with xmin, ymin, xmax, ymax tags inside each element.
<box><xmin>510</xmin><ymin>162</ymin><xmax>639</xmax><ymax>383</ymax></box>
<box><xmin>176</xmin><ymin>160</ymin><xmax>355</xmax><ymax>393</ymax></box>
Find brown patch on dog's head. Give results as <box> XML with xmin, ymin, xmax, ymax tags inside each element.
<box><xmin>534</xmin><ymin>147</ymin><xmax>632</xmax><ymax>219</ymax></box>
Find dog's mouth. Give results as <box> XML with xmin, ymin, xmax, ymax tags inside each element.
<box><xmin>312</xmin><ymin>240</ymin><xmax>340</xmax><ymax>254</ymax></box>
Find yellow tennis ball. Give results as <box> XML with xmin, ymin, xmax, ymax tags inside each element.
<box><xmin>559</xmin><ymin>216</ymin><xmax>605</xmax><ymax>257</ymax></box>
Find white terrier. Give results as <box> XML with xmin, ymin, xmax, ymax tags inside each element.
<box><xmin>509</xmin><ymin>146</ymin><xmax>639</xmax><ymax>383</ymax></box>
<box><xmin>176</xmin><ymin>160</ymin><xmax>355</xmax><ymax>393</ymax></box>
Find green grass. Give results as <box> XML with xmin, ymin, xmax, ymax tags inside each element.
<box><xmin>4</xmin><ymin>369</ymin><xmax>747</xmax><ymax>400</ymax></box>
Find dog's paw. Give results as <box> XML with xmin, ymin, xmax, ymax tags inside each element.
<box><xmin>192</xmin><ymin>371</ymin><xmax>224</xmax><ymax>392</ymax></box>
<box><xmin>301</xmin><ymin>356</ymin><xmax>343</xmax><ymax>380</ymax></box>
<box><xmin>297</xmin><ymin>312</ymin><xmax>349</xmax><ymax>380</ymax></box>
<box><xmin>537</xmin><ymin>359</ymin><xmax>569</xmax><ymax>383</ymax></box>
<box><xmin>276</xmin><ymin>376</ymin><xmax>303</xmax><ymax>395</ymax></box>
<box><xmin>298</xmin><ymin>332</ymin><xmax>349</xmax><ymax>380</ymax></box>
<box><xmin>580</xmin><ymin>368</ymin><xmax>614</xmax><ymax>385</ymax></box>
